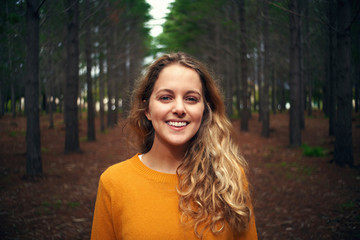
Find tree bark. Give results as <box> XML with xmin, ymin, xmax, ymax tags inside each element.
<box><xmin>25</xmin><ymin>0</ymin><xmax>42</xmax><ymax>177</ymax></box>
<box><xmin>261</xmin><ymin>1</ymin><xmax>270</xmax><ymax>138</ymax></box>
<box><xmin>299</xmin><ymin>2</ymin><xmax>305</xmax><ymax>130</ymax></box>
<box><xmin>303</xmin><ymin>0</ymin><xmax>312</xmax><ymax>117</ymax></box>
<box><xmin>46</xmin><ymin>24</ymin><xmax>54</xmax><ymax>129</ymax></box>
<box><xmin>48</xmin><ymin>51</ymin><xmax>54</xmax><ymax>129</ymax></box>
<box><xmin>85</xmin><ymin>0</ymin><xmax>95</xmax><ymax>141</ymax></box>
<box><xmin>271</xmin><ymin>69</ymin><xmax>276</xmax><ymax>114</ymax></box>
<box><xmin>334</xmin><ymin>0</ymin><xmax>353</xmax><ymax>166</ymax></box>
<box><xmin>354</xmin><ymin>15</ymin><xmax>360</xmax><ymax>113</ymax></box>
<box><xmin>238</xmin><ymin>0</ymin><xmax>249</xmax><ymax>131</ymax></box>
<box><xmin>356</xmin><ymin>61</ymin><xmax>360</xmax><ymax>112</ymax></box>
<box><xmin>280</xmin><ymin>78</ymin><xmax>286</xmax><ymax>112</ymax></box>
<box><xmin>99</xmin><ymin>50</ymin><xmax>105</xmax><ymax>132</ymax></box>
<box><xmin>11</xmin><ymin>81</ymin><xmax>16</xmax><ymax>118</ymax></box>
<box><xmin>257</xmin><ymin>0</ymin><xmax>263</xmax><ymax>122</ymax></box>
<box><xmin>289</xmin><ymin>0</ymin><xmax>302</xmax><ymax>147</ymax></box>
<box><xmin>64</xmin><ymin>0</ymin><xmax>80</xmax><ymax>152</ymax></box>
<box><xmin>106</xmin><ymin>26</ymin><xmax>116</xmax><ymax>128</ymax></box>
<box><xmin>0</xmin><ymin>85</ymin><xmax>3</xmax><ymax>118</ymax></box>
<box><xmin>329</xmin><ymin>0</ymin><xmax>337</xmax><ymax>136</ymax></box>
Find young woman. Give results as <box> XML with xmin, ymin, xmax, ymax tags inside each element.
<box><xmin>91</xmin><ymin>52</ymin><xmax>257</xmax><ymax>239</ymax></box>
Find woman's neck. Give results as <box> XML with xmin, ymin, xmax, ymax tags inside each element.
<box><xmin>141</xmin><ymin>139</ymin><xmax>187</xmax><ymax>174</ymax></box>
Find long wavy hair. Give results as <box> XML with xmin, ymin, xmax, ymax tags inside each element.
<box><xmin>127</xmin><ymin>52</ymin><xmax>251</xmax><ymax>238</ymax></box>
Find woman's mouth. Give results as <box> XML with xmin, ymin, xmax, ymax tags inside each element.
<box><xmin>167</xmin><ymin>121</ymin><xmax>188</xmax><ymax>127</ymax></box>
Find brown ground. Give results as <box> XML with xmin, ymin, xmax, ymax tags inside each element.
<box><xmin>0</xmin><ymin>111</ymin><xmax>359</xmax><ymax>240</ymax></box>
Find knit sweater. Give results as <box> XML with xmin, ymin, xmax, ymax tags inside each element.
<box><xmin>91</xmin><ymin>154</ymin><xmax>258</xmax><ymax>240</ymax></box>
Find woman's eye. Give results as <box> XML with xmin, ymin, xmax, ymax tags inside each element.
<box><xmin>185</xmin><ymin>96</ymin><xmax>199</xmax><ymax>103</ymax></box>
<box><xmin>159</xmin><ymin>96</ymin><xmax>172</xmax><ymax>102</ymax></box>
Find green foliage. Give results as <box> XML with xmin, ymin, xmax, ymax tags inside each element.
<box><xmin>301</xmin><ymin>144</ymin><xmax>326</xmax><ymax>157</ymax></box>
<box><xmin>9</xmin><ymin>130</ymin><xmax>26</xmax><ymax>137</ymax></box>
<box><xmin>80</xmin><ymin>136</ymin><xmax>88</xmax><ymax>142</ymax></box>
<box><xmin>340</xmin><ymin>200</ymin><xmax>356</xmax><ymax>210</ymax></box>
<box><xmin>36</xmin><ymin>199</ymin><xmax>80</xmax><ymax>215</ymax></box>
<box><xmin>67</xmin><ymin>201</ymin><xmax>81</xmax><ymax>208</ymax></box>
<box><xmin>265</xmin><ymin>161</ymin><xmax>316</xmax><ymax>179</ymax></box>
<box><xmin>41</xmin><ymin>147</ymin><xmax>49</xmax><ymax>153</ymax></box>
<box><xmin>157</xmin><ymin>0</ymin><xmax>230</xmax><ymax>56</ymax></box>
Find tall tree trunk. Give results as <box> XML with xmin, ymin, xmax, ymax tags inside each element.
<box><xmin>299</xmin><ymin>3</ymin><xmax>305</xmax><ymax>130</ymax></box>
<box><xmin>106</xmin><ymin>28</ymin><xmax>116</xmax><ymax>127</ymax></box>
<box><xmin>114</xmin><ymin>50</ymin><xmax>120</xmax><ymax>124</ymax></box>
<box><xmin>354</xmin><ymin>16</ymin><xmax>360</xmax><ymax>113</ymax></box>
<box><xmin>225</xmin><ymin>37</ymin><xmax>233</xmax><ymax>118</ymax></box>
<box><xmin>11</xmin><ymin>81</ymin><xmax>16</xmax><ymax>118</ymax></box>
<box><xmin>238</xmin><ymin>0</ymin><xmax>249</xmax><ymax>131</ymax></box>
<box><xmin>356</xmin><ymin>60</ymin><xmax>360</xmax><ymax>112</ymax></box>
<box><xmin>6</xmin><ymin>1</ymin><xmax>16</xmax><ymax>119</ymax></box>
<box><xmin>99</xmin><ymin>51</ymin><xmax>105</xmax><ymax>132</ymax></box>
<box><xmin>303</xmin><ymin>0</ymin><xmax>312</xmax><ymax>117</ymax></box>
<box><xmin>85</xmin><ymin>0</ymin><xmax>95</xmax><ymax>141</ymax></box>
<box><xmin>307</xmin><ymin>71</ymin><xmax>313</xmax><ymax>116</ymax></box>
<box><xmin>356</xmin><ymin>71</ymin><xmax>360</xmax><ymax>112</ymax></box>
<box><xmin>261</xmin><ymin>1</ymin><xmax>270</xmax><ymax>138</ymax></box>
<box><xmin>280</xmin><ymin>78</ymin><xmax>286</xmax><ymax>112</ymax></box>
<box><xmin>257</xmin><ymin>0</ymin><xmax>263</xmax><ymax>122</ymax></box>
<box><xmin>64</xmin><ymin>0</ymin><xmax>80</xmax><ymax>152</ymax></box>
<box><xmin>334</xmin><ymin>0</ymin><xmax>353</xmax><ymax>166</ymax></box>
<box><xmin>121</xmin><ymin>49</ymin><xmax>130</xmax><ymax>117</ymax></box>
<box><xmin>25</xmin><ymin>0</ymin><xmax>42</xmax><ymax>177</ymax></box>
<box><xmin>329</xmin><ymin>0</ymin><xmax>337</xmax><ymax>136</ymax></box>
<box><xmin>289</xmin><ymin>0</ymin><xmax>302</xmax><ymax>147</ymax></box>
<box><xmin>271</xmin><ymin>69</ymin><xmax>276</xmax><ymax>114</ymax></box>
<box><xmin>0</xmin><ymin>84</ymin><xmax>3</xmax><ymax>117</ymax></box>
<box><xmin>252</xmin><ymin>48</ymin><xmax>258</xmax><ymax>112</ymax></box>
<box><xmin>48</xmin><ymin>49</ymin><xmax>54</xmax><ymax>129</ymax></box>
<box><xmin>46</xmin><ymin>23</ymin><xmax>54</xmax><ymax>129</ymax></box>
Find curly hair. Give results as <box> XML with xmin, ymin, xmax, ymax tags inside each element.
<box><xmin>127</xmin><ymin>52</ymin><xmax>251</xmax><ymax>238</ymax></box>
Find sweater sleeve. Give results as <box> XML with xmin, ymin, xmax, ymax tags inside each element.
<box><xmin>237</xmin><ymin>212</ymin><xmax>258</xmax><ymax>240</ymax></box>
<box><xmin>91</xmin><ymin>173</ymin><xmax>118</xmax><ymax>240</ymax></box>
<box><xmin>237</xmin><ymin>167</ymin><xmax>258</xmax><ymax>240</ymax></box>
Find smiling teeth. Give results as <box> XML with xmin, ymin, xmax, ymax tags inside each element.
<box><xmin>168</xmin><ymin>121</ymin><xmax>187</xmax><ymax>127</ymax></box>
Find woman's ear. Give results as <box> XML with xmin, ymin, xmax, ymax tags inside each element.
<box><xmin>144</xmin><ymin>99</ymin><xmax>151</xmax><ymax>121</ymax></box>
<box><xmin>145</xmin><ymin>111</ymin><xmax>151</xmax><ymax>121</ymax></box>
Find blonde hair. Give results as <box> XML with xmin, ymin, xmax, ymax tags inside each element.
<box><xmin>127</xmin><ymin>52</ymin><xmax>251</xmax><ymax>238</ymax></box>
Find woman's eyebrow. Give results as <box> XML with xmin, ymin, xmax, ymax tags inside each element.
<box><xmin>155</xmin><ymin>89</ymin><xmax>202</xmax><ymax>96</ymax></box>
<box><xmin>186</xmin><ymin>90</ymin><xmax>202</xmax><ymax>96</ymax></box>
<box><xmin>155</xmin><ymin>89</ymin><xmax>174</xmax><ymax>95</ymax></box>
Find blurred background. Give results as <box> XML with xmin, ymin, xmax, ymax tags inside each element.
<box><xmin>0</xmin><ymin>0</ymin><xmax>359</xmax><ymax>239</ymax></box>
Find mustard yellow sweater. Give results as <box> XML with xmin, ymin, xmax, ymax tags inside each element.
<box><xmin>91</xmin><ymin>154</ymin><xmax>258</xmax><ymax>240</ymax></box>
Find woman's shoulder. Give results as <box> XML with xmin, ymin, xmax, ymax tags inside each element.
<box><xmin>100</xmin><ymin>154</ymin><xmax>139</xmax><ymax>183</ymax></box>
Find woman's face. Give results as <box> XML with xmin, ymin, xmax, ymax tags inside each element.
<box><xmin>145</xmin><ymin>64</ymin><xmax>205</xmax><ymax>149</ymax></box>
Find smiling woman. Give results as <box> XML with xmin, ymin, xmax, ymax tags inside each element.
<box><xmin>144</xmin><ymin>64</ymin><xmax>205</xmax><ymax>157</ymax></box>
<box><xmin>91</xmin><ymin>52</ymin><xmax>258</xmax><ymax>240</ymax></box>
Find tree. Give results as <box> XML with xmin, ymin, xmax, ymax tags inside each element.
<box><xmin>289</xmin><ymin>0</ymin><xmax>302</xmax><ymax>147</ymax></box>
<box><xmin>64</xmin><ymin>0</ymin><xmax>80</xmax><ymax>153</ymax></box>
<box><xmin>98</xmin><ymin>49</ymin><xmax>106</xmax><ymax>132</ymax></box>
<box><xmin>303</xmin><ymin>0</ymin><xmax>312</xmax><ymax>117</ymax></box>
<box><xmin>334</xmin><ymin>0</ymin><xmax>354</xmax><ymax>166</ymax></box>
<box><xmin>84</xmin><ymin>0</ymin><xmax>95</xmax><ymax>141</ymax></box>
<box><xmin>261</xmin><ymin>0</ymin><xmax>270</xmax><ymax>138</ymax></box>
<box><xmin>328</xmin><ymin>0</ymin><xmax>337</xmax><ymax>136</ymax></box>
<box><xmin>25</xmin><ymin>0</ymin><xmax>42</xmax><ymax>177</ymax></box>
<box><xmin>238</xmin><ymin>0</ymin><xmax>249</xmax><ymax>131</ymax></box>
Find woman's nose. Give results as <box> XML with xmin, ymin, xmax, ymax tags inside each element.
<box><xmin>172</xmin><ymin>99</ymin><xmax>186</xmax><ymax>116</ymax></box>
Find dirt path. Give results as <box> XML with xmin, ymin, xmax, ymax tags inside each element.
<box><xmin>0</xmin><ymin>112</ymin><xmax>359</xmax><ymax>239</ymax></box>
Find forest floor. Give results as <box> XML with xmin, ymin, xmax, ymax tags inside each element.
<box><xmin>0</xmin><ymin>111</ymin><xmax>359</xmax><ymax>240</ymax></box>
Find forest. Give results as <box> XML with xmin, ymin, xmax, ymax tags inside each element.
<box><xmin>0</xmin><ymin>0</ymin><xmax>359</xmax><ymax>239</ymax></box>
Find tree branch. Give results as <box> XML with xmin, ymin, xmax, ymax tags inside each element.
<box><xmin>36</xmin><ymin>0</ymin><xmax>47</xmax><ymax>14</ymax></box>
<box><xmin>266</xmin><ymin>0</ymin><xmax>338</xmax><ymax>33</ymax></box>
